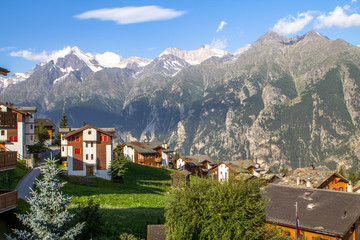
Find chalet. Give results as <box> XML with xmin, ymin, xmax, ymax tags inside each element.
<box><xmin>60</xmin><ymin>125</ymin><xmax>116</xmax><ymax>179</ymax></box>
<box><xmin>211</xmin><ymin>160</ymin><xmax>266</xmax><ymax>182</ymax></box>
<box><xmin>35</xmin><ymin>118</ymin><xmax>56</xmax><ymax>145</ymax></box>
<box><xmin>123</xmin><ymin>142</ymin><xmax>174</xmax><ymax>167</ymax></box>
<box><xmin>0</xmin><ymin>102</ymin><xmax>36</xmax><ymax>159</ymax></box>
<box><xmin>265</xmin><ymin>184</ymin><xmax>360</xmax><ymax>239</ymax></box>
<box><xmin>278</xmin><ymin>165</ymin><xmax>350</xmax><ymax>192</ymax></box>
<box><xmin>176</xmin><ymin>155</ymin><xmax>218</xmax><ymax>176</ymax></box>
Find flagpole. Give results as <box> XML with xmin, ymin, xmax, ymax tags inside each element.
<box><xmin>295</xmin><ymin>202</ymin><xmax>298</xmax><ymax>240</ymax></box>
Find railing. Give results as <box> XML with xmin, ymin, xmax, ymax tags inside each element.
<box><xmin>0</xmin><ymin>190</ymin><xmax>18</xmax><ymax>214</ymax></box>
<box><xmin>0</xmin><ymin>112</ymin><xmax>17</xmax><ymax>129</ymax></box>
<box><xmin>0</xmin><ymin>151</ymin><xmax>17</xmax><ymax>171</ymax></box>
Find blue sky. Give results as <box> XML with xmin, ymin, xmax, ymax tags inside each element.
<box><xmin>1</xmin><ymin>0</ymin><xmax>360</xmax><ymax>74</ymax></box>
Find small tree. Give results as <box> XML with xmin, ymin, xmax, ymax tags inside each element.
<box><xmin>53</xmin><ymin>112</ymin><xmax>69</xmax><ymax>146</ymax></box>
<box><xmin>35</xmin><ymin>122</ymin><xmax>50</xmax><ymax>145</ymax></box>
<box><xmin>165</xmin><ymin>177</ymin><xmax>290</xmax><ymax>240</ymax></box>
<box><xmin>8</xmin><ymin>157</ymin><xmax>84</xmax><ymax>239</ymax></box>
<box><xmin>347</xmin><ymin>169</ymin><xmax>357</xmax><ymax>183</ymax></box>
<box><xmin>110</xmin><ymin>145</ymin><xmax>128</xmax><ymax>182</ymax></box>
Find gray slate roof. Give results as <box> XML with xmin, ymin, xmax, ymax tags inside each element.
<box><xmin>126</xmin><ymin>142</ymin><xmax>174</xmax><ymax>154</ymax></box>
<box><xmin>35</xmin><ymin>118</ymin><xmax>56</xmax><ymax>127</ymax></box>
<box><xmin>180</xmin><ymin>155</ymin><xmax>218</xmax><ymax>166</ymax></box>
<box><xmin>264</xmin><ymin>184</ymin><xmax>360</xmax><ymax>237</ymax></box>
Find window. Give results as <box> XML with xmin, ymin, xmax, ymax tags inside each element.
<box><xmin>31</xmin><ymin>135</ymin><xmax>33</xmax><ymax>140</ymax></box>
<box><xmin>76</xmin><ymin>136</ymin><xmax>80</xmax><ymax>142</ymax></box>
<box><xmin>75</xmin><ymin>148</ymin><xmax>81</xmax><ymax>154</ymax></box>
<box><xmin>1</xmin><ymin>130</ymin><xmax>4</xmax><ymax>136</ymax></box>
<box><xmin>30</xmin><ymin>124</ymin><xmax>33</xmax><ymax>129</ymax></box>
<box><xmin>339</xmin><ymin>187</ymin><xmax>344</xmax><ymax>191</ymax></box>
<box><xmin>86</xmin><ymin>142</ymin><xmax>88</xmax><ymax>148</ymax></box>
<box><xmin>72</xmin><ymin>136</ymin><xmax>75</xmax><ymax>142</ymax></box>
<box><xmin>86</xmin><ymin>154</ymin><xmax>88</xmax><ymax>160</ymax></box>
<box><xmin>91</xmin><ymin>142</ymin><xmax>93</xmax><ymax>147</ymax></box>
<box><xmin>91</xmin><ymin>154</ymin><xmax>94</xmax><ymax>160</ymax></box>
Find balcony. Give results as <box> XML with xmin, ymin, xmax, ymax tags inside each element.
<box><xmin>0</xmin><ymin>112</ymin><xmax>17</xmax><ymax>129</ymax></box>
<box><xmin>0</xmin><ymin>151</ymin><xmax>17</xmax><ymax>171</ymax></box>
<box><xmin>0</xmin><ymin>190</ymin><xmax>18</xmax><ymax>213</ymax></box>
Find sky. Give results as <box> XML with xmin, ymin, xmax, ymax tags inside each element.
<box><xmin>1</xmin><ymin>0</ymin><xmax>360</xmax><ymax>74</ymax></box>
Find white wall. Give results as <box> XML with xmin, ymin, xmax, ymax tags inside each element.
<box><xmin>176</xmin><ymin>158</ymin><xmax>185</xmax><ymax>169</ymax></box>
<box><xmin>83</xmin><ymin>141</ymin><xmax>96</xmax><ymax>165</ymax></box>
<box><xmin>0</xmin><ymin>129</ymin><xmax>7</xmax><ymax>142</ymax></box>
<box><xmin>6</xmin><ymin>122</ymin><xmax>24</xmax><ymax>158</ymax></box>
<box><xmin>0</xmin><ymin>106</ymin><xmax>7</xmax><ymax>112</ymax></box>
<box><xmin>60</xmin><ymin>134</ymin><xmax>68</xmax><ymax>157</ymax></box>
<box><xmin>124</xmin><ymin>145</ymin><xmax>135</xmax><ymax>162</ymax></box>
<box><xmin>218</xmin><ymin>163</ymin><xmax>229</xmax><ymax>182</ymax></box>
<box><xmin>24</xmin><ymin>115</ymin><xmax>35</xmax><ymax>146</ymax></box>
<box><xmin>83</xmin><ymin>128</ymin><xmax>97</xmax><ymax>141</ymax></box>
<box><xmin>162</xmin><ymin>152</ymin><xmax>169</xmax><ymax>166</ymax></box>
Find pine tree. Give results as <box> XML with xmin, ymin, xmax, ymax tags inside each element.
<box><xmin>7</xmin><ymin>157</ymin><xmax>84</xmax><ymax>239</ymax></box>
<box><xmin>110</xmin><ymin>145</ymin><xmax>128</xmax><ymax>182</ymax></box>
<box><xmin>53</xmin><ymin>112</ymin><xmax>69</xmax><ymax>146</ymax></box>
<box><xmin>35</xmin><ymin>122</ymin><xmax>50</xmax><ymax>145</ymax></box>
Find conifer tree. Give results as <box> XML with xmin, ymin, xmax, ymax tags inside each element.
<box><xmin>54</xmin><ymin>112</ymin><xmax>69</xmax><ymax>146</ymax></box>
<box><xmin>35</xmin><ymin>122</ymin><xmax>50</xmax><ymax>145</ymax></box>
<box><xmin>8</xmin><ymin>157</ymin><xmax>84</xmax><ymax>239</ymax></box>
<box><xmin>110</xmin><ymin>145</ymin><xmax>128</xmax><ymax>182</ymax></box>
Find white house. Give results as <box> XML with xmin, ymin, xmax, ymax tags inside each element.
<box><xmin>0</xmin><ymin>102</ymin><xmax>36</xmax><ymax>159</ymax></box>
<box><xmin>60</xmin><ymin>125</ymin><xmax>116</xmax><ymax>180</ymax></box>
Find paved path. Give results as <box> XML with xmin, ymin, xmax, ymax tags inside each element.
<box><xmin>16</xmin><ymin>147</ymin><xmax>60</xmax><ymax>200</ymax></box>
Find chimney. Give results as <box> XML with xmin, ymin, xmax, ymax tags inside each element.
<box><xmin>82</xmin><ymin>121</ymin><xmax>86</xmax><ymax>127</ymax></box>
<box><xmin>347</xmin><ymin>181</ymin><xmax>353</xmax><ymax>192</ymax></box>
<box><xmin>297</xmin><ymin>177</ymin><xmax>300</xmax><ymax>186</ymax></box>
<box><xmin>306</xmin><ymin>177</ymin><xmax>312</xmax><ymax>188</ymax></box>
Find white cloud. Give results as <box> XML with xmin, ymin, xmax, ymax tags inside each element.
<box><xmin>216</xmin><ymin>21</ymin><xmax>227</xmax><ymax>32</ymax></box>
<box><xmin>316</xmin><ymin>6</ymin><xmax>360</xmax><ymax>28</ymax></box>
<box><xmin>0</xmin><ymin>46</ymin><xmax>15</xmax><ymax>51</ymax></box>
<box><xmin>272</xmin><ymin>11</ymin><xmax>314</xmax><ymax>35</ymax></box>
<box><xmin>74</xmin><ymin>6</ymin><xmax>185</xmax><ymax>24</ymax></box>
<box><xmin>352</xmin><ymin>0</ymin><xmax>357</xmax><ymax>3</ymax></box>
<box><xmin>9</xmin><ymin>46</ymin><xmax>76</xmax><ymax>62</ymax></box>
<box><xmin>211</xmin><ymin>38</ymin><xmax>227</xmax><ymax>50</ymax></box>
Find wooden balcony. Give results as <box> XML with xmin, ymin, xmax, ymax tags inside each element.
<box><xmin>0</xmin><ymin>190</ymin><xmax>18</xmax><ymax>214</ymax></box>
<box><xmin>0</xmin><ymin>112</ymin><xmax>17</xmax><ymax>129</ymax></box>
<box><xmin>0</xmin><ymin>151</ymin><xmax>17</xmax><ymax>171</ymax></box>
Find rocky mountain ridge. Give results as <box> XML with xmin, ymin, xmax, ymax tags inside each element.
<box><xmin>2</xmin><ymin>30</ymin><xmax>360</xmax><ymax>171</ymax></box>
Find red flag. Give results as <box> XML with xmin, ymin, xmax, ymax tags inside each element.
<box><xmin>296</xmin><ymin>203</ymin><xmax>300</xmax><ymax>238</ymax></box>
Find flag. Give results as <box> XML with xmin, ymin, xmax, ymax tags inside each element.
<box><xmin>296</xmin><ymin>202</ymin><xmax>300</xmax><ymax>238</ymax></box>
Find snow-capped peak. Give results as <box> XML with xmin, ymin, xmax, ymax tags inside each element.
<box><xmin>234</xmin><ymin>44</ymin><xmax>251</xmax><ymax>56</ymax></box>
<box><xmin>159</xmin><ymin>45</ymin><xmax>230</xmax><ymax>65</ymax></box>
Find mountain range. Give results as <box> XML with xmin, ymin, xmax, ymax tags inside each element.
<box><xmin>1</xmin><ymin>30</ymin><xmax>360</xmax><ymax>170</ymax></box>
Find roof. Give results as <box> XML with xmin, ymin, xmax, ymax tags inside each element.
<box><xmin>63</xmin><ymin>125</ymin><xmax>116</xmax><ymax>138</ymax></box>
<box><xmin>0</xmin><ymin>102</ymin><xmax>28</xmax><ymax>115</ymax></box>
<box><xmin>179</xmin><ymin>155</ymin><xmax>218</xmax><ymax>167</ymax></box>
<box><xmin>278</xmin><ymin>166</ymin><xmax>348</xmax><ymax>188</ymax></box>
<box><xmin>17</xmin><ymin>106</ymin><xmax>37</xmax><ymax>113</ymax></box>
<box><xmin>0</xmin><ymin>67</ymin><xmax>10</xmax><ymax>76</ymax></box>
<box><xmin>35</xmin><ymin>118</ymin><xmax>56</xmax><ymax>127</ymax></box>
<box><xmin>264</xmin><ymin>184</ymin><xmax>360</xmax><ymax>237</ymax></box>
<box><xmin>220</xmin><ymin>160</ymin><xmax>255</xmax><ymax>173</ymax></box>
<box><xmin>147</xmin><ymin>225</ymin><xmax>167</xmax><ymax>240</ymax></box>
<box><xmin>125</xmin><ymin>141</ymin><xmax>174</xmax><ymax>154</ymax></box>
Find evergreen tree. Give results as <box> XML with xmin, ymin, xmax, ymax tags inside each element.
<box><xmin>35</xmin><ymin>122</ymin><xmax>50</xmax><ymax>145</ymax></box>
<box><xmin>347</xmin><ymin>169</ymin><xmax>356</xmax><ymax>184</ymax></box>
<box><xmin>7</xmin><ymin>157</ymin><xmax>84</xmax><ymax>239</ymax></box>
<box><xmin>54</xmin><ymin>113</ymin><xmax>69</xmax><ymax>146</ymax></box>
<box><xmin>338</xmin><ymin>165</ymin><xmax>345</xmax><ymax>177</ymax></box>
<box><xmin>110</xmin><ymin>145</ymin><xmax>128</xmax><ymax>182</ymax></box>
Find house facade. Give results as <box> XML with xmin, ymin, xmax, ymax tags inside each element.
<box><xmin>35</xmin><ymin>118</ymin><xmax>56</xmax><ymax>145</ymax></box>
<box><xmin>175</xmin><ymin>155</ymin><xmax>218</xmax><ymax>176</ymax></box>
<box><xmin>0</xmin><ymin>102</ymin><xmax>36</xmax><ymax>159</ymax></box>
<box><xmin>60</xmin><ymin>125</ymin><xmax>115</xmax><ymax>179</ymax></box>
<box><xmin>123</xmin><ymin>142</ymin><xmax>173</xmax><ymax>167</ymax></box>
<box><xmin>265</xmin><ymin>184</ymin><xmax>360</xmax><ymax>240</ymax></box>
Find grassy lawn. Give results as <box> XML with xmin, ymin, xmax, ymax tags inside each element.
<box><xmin>0</xmin><ymin>160</ymin><xmax>30</xmax><ymax>189</ymax></box>
<box><xmin>62</xmin><ymin>162</ymin><xmax>173</xmax><ymax>239</ymax></box>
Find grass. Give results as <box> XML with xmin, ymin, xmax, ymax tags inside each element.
<box><xmin>0</xmin><ymin>160</ymin><xmax>30</xmax><ymax>189</ymax></box>
<box><xmin>62</xmin><ymin>162</ymin><xmax>173</xmax><ymax>239</ymax></box>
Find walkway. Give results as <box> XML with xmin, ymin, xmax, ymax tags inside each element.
<box><xmin>16</xmin><ymin>146</ymin><xmax>60</xmax><ymax>200</ymax></box>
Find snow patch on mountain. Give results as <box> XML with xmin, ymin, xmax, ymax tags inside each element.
<box><xmin>53</xmin><ymin>73</ymin><xmax>70</xmax><ymax>84</ymax></box>
<box><xmin>160</xmin><ymin>45</ymin><xmax>230</xmax><ymax>65</ymax></box>
<box><xmin>234</xmin><ymin>44</ymin><xmax>251</xmax><ymax>56</ymax></box>
<box><xmin>95</xmin><ymin>52</ymin><xmax>124</xmax><ymax>68</ymax></box>
<box><xmin>119</xmin><ymin>56</ymin><xmax>152</xmax><ymax>68</ymax></box>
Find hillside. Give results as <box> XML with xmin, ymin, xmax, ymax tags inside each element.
<box><xmin>1</xmin><ymin>30</ymin><xmax>360</xmax><ymax>170</ymax></box>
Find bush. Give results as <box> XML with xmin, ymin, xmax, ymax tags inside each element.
<box><xmin>165</xmin><ymin>177</ymin><xmax>287</xmax><ymax>240</ymax></box>
<box><xmin>119</xmin><ymin>232</ymin><xmax>143</xmax><ymax>240</ymax></box>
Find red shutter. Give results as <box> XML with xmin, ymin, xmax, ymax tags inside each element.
<box><xmin>9</xmin><ymin>136</ymin><xmax>13</xmax><ymax>142</ymax></box>
<box><xmin>75</xmin><ymin>148</ymin><xmax>81</xmax><ymax>154</ymax></box>
<box><xmin>104</xmin><ymin>136</ymin><xmax>108</xmax><ymax>142</ymax></box>
<box><xmin>14</xmin><ymin>136</ymin><xmax>18</xmax><ymax>142</ymax></box>
<box><xmin>62</xmin><ymin>147</ymin><xmax>64</xmax><ymax>151</ymax></box>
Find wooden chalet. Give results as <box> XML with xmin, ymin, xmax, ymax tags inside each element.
<box><xmin>265</xmin><ymin>184</ymin><xmax>360</xmax><ymax>239</ymax></box>
<box><xmin>0</xmin><ymin>98</ymin><xmax>19</xmax><ymax>213</ymax></box>
<box><xmin>278</xmin><ymin>165</ymin><xmax>350</xmax><ymax>192</ymax></box>
<box><xmin>60</xmin><ymin>125</ymin><xmax>116</xmax><ymax>179</ymax></box>
<box><xmin>176</xmin><ymin>155</ymin><xmax>218</xmax><ymax>176</ymax></box>
<box><xmin>0</xmin><ymin>67</ymin><xmax>10</xmax><ymax>76</ymax></box>
<box><xmin>35</xmin><ymin>118</ymin><xmax>56</xmax><ymax>144</ymax></box>
<box><xmin>123</xmin><ymin>142</ymin><xmax>174</xmax><ymax>167</ymax></box>
<box><xmin>212</xmin><ymin>160</ymin><xmax>265</xmax><ymax>182</ymax></box>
